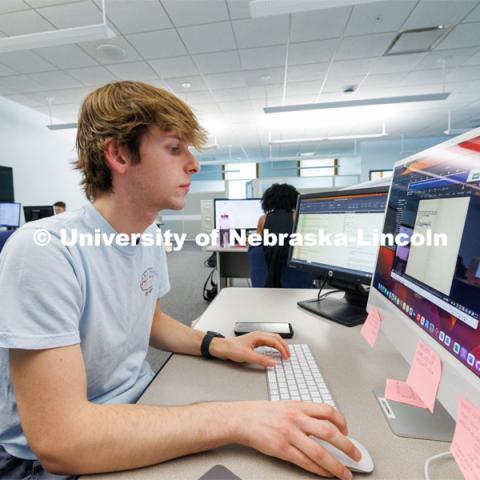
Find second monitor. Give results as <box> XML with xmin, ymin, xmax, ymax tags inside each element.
<box><xmin>288</xmin><ymin>187</ymin><xmax>388</xmax><ymax>326</ymax></box>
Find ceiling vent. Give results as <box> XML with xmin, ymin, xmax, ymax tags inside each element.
<box><xmin>384</xmin><ymin>26</ymin><xmax>451</xmax><ymax>56</ymax></box>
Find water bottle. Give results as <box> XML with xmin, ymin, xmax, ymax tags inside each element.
<box><xmin>219</xmin><ymin>214</ymin><xmax>230</xmax><ymax>248</ymax></box>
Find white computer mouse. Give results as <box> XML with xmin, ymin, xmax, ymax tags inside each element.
<box><xmin>312</xmin><ymin>436</ymin><xmax>374</xmax><ymax>473</ymax></box>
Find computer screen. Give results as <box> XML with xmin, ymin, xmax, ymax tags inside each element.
<box><xmin>214</xmin><ymin>199</ymin><xmax>263</xmax><ymax>230</ymax></box>
<box><xmin>23</xmin><ymin>206</ymin><xmax>55</xmax><ymax>223</ymax></box>
<box><xmin>289</xmin><ymin>187</ymin><xmax>388</xmax><ymax>283</ymax></box>
<box><xmin>369</xmin><ymin>128</ymin><xmax>480</xmax><ymax>420</ymax></box>
<box><xmin>373</xmin><ymin>136</ymin><xmax>480</xmax><ymax>378</ymax></box>
<box><xmin>0</xmin><ymin>166</ymin><xmax>14</xmax><ymax>203</ymax></box>
<box><xmin>0</xmin><ymin>202</ymin><xmax>21</xmax><ymax>228</ymax></box>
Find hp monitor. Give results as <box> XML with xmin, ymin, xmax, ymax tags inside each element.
<box><xmin>0</xmin><ymin>202</ymin><xmax>21</xmax><ymax>228</ymax></box>
<box><xmin>23</xmin><ymin>206</ymin><xmax>55</xmax><ymax>223</ymax></box>
<box><xmin>288</xmin><ymin>187</ymin><xmax>388</xmax><ymax>326</ymax></box>
<box><xmin>368</xmin><ymin>128</ymin><xmax>480</xmax><ymax>439</ymax></box>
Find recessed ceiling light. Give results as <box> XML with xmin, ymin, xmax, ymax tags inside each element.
<box><xmin>261</xmin><ymin>74</ymin><xmax>271</xmax><ymax>82</ymax></box>
<box><xmin>300</xmin><ymin>152</ymin><xmax>315</xmax><ymax>157</ymax></box>
<box><xmin>181</xmin><ymin>82</ymin><xmax>191</xmax><ymax>89</ymax></box>
<box><xmin>96</xmin><ymin>43</ymin><xmax>126</xmax><ymax>61</ymax></box>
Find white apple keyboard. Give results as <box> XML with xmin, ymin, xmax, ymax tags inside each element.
<box><xmin>264</xmin><ymin>344</ymin><xmax>336</xmax><ymax>406</ymax></box>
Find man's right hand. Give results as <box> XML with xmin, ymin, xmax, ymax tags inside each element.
<box><xmin>231</xmin><ymin>400</ymin><xmax>361</xmax><ymax>480</ymax></box>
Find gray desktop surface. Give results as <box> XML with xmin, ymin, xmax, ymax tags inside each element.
<box><xmin>86</xmin><ymin>288</ymin><xmax>461</xmax><ymax>480</ymax></box>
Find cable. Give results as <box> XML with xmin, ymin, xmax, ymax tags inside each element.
<box><xmin>318</xmin><ymin>289</ymin><xmax>342</xmax><ymax>300</ymax></box>
<box><xmin>424</xmin><ymin>451</ymin><xmax>452</xmax><ymax>480</ymax></box>
<box><xmin>316</xmin><ymin>277</ymin><xmax>328</xmax><ymax>302</ymax></box>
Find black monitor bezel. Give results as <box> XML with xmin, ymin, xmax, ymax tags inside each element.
<box><xmin>288</xmin><ymin>186</ymin><xmax>389</xmax><ymax>285</ymax></box>
<box><xmin>213</xmin><ymin>197</ymin><xmax>262</xmax><ymax>230</ymax></box>
<box><xmin>23</xmin><ymin>205</ymin><xmax>55</xmax><ymax>223</ymax></box>
<box><xmin>0</xmin><ymin>202</ymin><xmax>21</xmax><ymax>228</ymax></box>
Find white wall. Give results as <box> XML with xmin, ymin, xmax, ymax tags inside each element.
<box><xmin>0</xmin><ymin>97</ymin><xmax>84</xmax><ymax>222</ymax></box>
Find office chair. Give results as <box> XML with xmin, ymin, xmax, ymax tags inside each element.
<box><xmin>0</xmin><ymin>230</ymin><xmax>15</xmax><ymax>254</ymax></box>
<box><xmin>247</xmin><ymin>245</ymin><xmax>315</xmax><ymax>288</ymax></box>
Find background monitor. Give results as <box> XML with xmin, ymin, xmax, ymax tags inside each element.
<box><xmin>0</xmin><ymin>202</ymin><xmax>21</xmax><ymax>228</ymax></box>
<box><xmin>368</xmin><ymin>128</ymin><xmax>480</xmax><ymax>428</ymax></box>
<box><xmin>0</xmin><ymin>166</ymin><xmax>14</xmax><ymax>203</ymax></box>
<box><xmin>214</xmin><ymin>198</ymin><xmax>263</xmax><ymax>231</ymax></box>
<box><xmin>289</xmin><ymin>187</ymin><xmax>388</xmax><ymax>326</ymax></box>
<box><xmin>23</xmin><ymin>205</ymin><xmax>55</xmax><ymax>223</ymax></box>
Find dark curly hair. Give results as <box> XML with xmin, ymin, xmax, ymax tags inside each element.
<box><xmin>261</xmin><ymin>183</ymin><xmax>299</xmax><ymax>213</ymax></box>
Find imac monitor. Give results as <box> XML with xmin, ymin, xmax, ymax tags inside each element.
<box><xmin>23</xmin><ymin>206</ymin><xmax>55</xmax><ymax>223</ymax></box>
<box><xmin>0</xmin><ymin>202</ymin><xmax>21</xmax><ymax>228</ymax></box>
<box><xmin>368</xmin><ymin>129</ymin><xmax>480</xmax><ymax>435</ymax></box>
<box><xmin>288</xmin><ymin>187</ymin><xmax>388</xmax><ymax>326</ymax></box>
<box><xmin>214</xmin><ymin>198</ymin><xmax>263</xmax><ymax>242</ymax></box>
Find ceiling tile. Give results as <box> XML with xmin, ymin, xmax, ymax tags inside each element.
<box><xmin>368</xmin><ymin>53</ymin><xmax>425</xmax><ymax>74</ymax></box>
<box><xmin>193</xmin><ymin>50</ymin><xmax>241</xmax><ymax>74</ymax></box>
<box><xmin>463</xmin><ymin>3</ymin><xmax>480</xmax><ymax>22</ymax></box>
<box><xmin>290</xmin><ymin>7</ymin><xmax>350</xmax><ymax>42</ymax></box>
<box><xmin>3</xmin><ymin>93</ymin><xmax>46</xmax><ymax>107</ymax></box>
<box><xmin>67</xmin><ymin>65</ymin><xmax>117</xmax><ymax>86</ymax></box>
<box><xmin>37</xmin><ymin>1</ymin><xmax>101</xmax><ymax>28</ymax></box>
<box><xmin>0</xmin><ymin>62</ymin><xmax>17</xmax><ymax>76</ymax></box>
<box><xmin>403</xmin><ymin>1</ymin><xmax>478</xmax><ymax>29</ymax></box>
<box><xmin>328</xmin><ymin>58</ymin><xmax>374</xmax><ymax>78</ymax></box>
<box><xmin>205</xmin><ymin>71</ymin><xmax>246</xmax><ymax>89</ymax></box>
<box><xmin>106</xmin><ymin>61</ymin><xmax>158</xmax><ymax>81</ymax></box>
<box><xmin>227</xmin><ymin>0</ymin><xmax>250</xmax><ymax>20</ymax></box>
<box><xmin>243</xmin><ymin>67</ymin><xmax>284</xmax><ymax>86</ymax></box>
<box><xmin>287</xmin><ymin>63</ymin><xmax>328</xmax><ymax>82</ymax></box>
<box><xmin>0</xmin><ymin>0</ymin><xmax>30</xmax><ymax>14</ymax></box>
<box><xmin>179</xmin><ymin>22</ymin><xmax>236</xmax><ymax>54</ymax></box>
<box><xmin>288</xmin><ymin>39</ymin><xmax>338</xmax><ymax>66</ymax></box>
<box><xmin>127</xmin><ymin>29</ymin><xmax>187</xmax><ymax>59</ymax></box>
<box><xmin>0</xmin><ymin>9</ymin><xmax>54</xmax><ymax>35</ymax></box>
<box><xmin>24</xmin><ymin>0</ymin><xmax>81</xmax><ymax>7</ymax></box>
<box><xmin>336</xmin><ymin>32</ymin><xmax>396</xmax><ymax>61</ymax></box>
<box><xmin>463</xmin><ymin>48</ymin><xmax>480</xmax><ymax>65</ymax></box>
<box><xmin>437</xmin><ymin>23</ymin><xmax>480</xmax><ymax>50</ymax></box>
<box><xmin>166</xmin><ymin>75</ymin><xmax>208</xmax><ymax>92</ymax></box>
<box><xmin>322</xmin><ymin>74</ymin><xmax>366</xmax><ymax>93</ymax></box>
<box><xmin>345</xmin><ymin>1</ymin><xmax>416</xmax><ymax>37</ymax></box>
<box><xmin>0</xmin><ymin>50</ymin><xmax>56</xmax><ymax>73</ymax></box>
<box><xmin>161</xmin><ymin>0</ymin><xmax>228</xmax><ymax>26</ymax></box>
<box><xmin>79</xmin><ymin>36</ymin><xmax>141</xmax><ymax>64</ymax></box>
<box><xmin>248</xmin><ymin>84</ymin><xmax>283</xmax><ymax>99</ymax></box>
<box><xmin>415</xmin><ymin>47</ymin><xmax>478</xmax><ymax>69</ymax></box>
<box><xmin>149</xmin><ymin>56</ymin><xmax>198</xmax><ymax>78</ymax></box>
<box><xmin>103</xmin><ymin>0</ymin><xmax>171</xmax><ymax>34</ymax></box>
<box><xmin>0</xmin><ymin>74</ymin><xmax>44</xmax><ymax>93</ymax></box>
<box><xmin>359</xmin><ymin>72</ymin><xmax>408</xmax><ymax>91</ymax></box>
<box><xmin>232</xmin><ymin>16</ymin><xmax>288</xmax><ymax>48</ymax></box>
<box><xmin>212</xmin><ymin>87</ymin><xmax>250</xmax><ymax>102</ymax></box>
<box><xmin>447</xmin><ymin>65</ymin><xmax>480</xmax><ymax>82</ymax></box>
<box><xmin>34</xmin><ymin>44</ymin><xmax>98</xmax><ymax>69</ymax></box>
<box><xmin>30</xmin><ymin>70</ymin><xmax>83</xmax><ymax>89</ymax></box>
<box><xmin>402</xmin><ymin>68</ymin><xmax>446</xmax><ymax>86</ymax></box>
<box><xmin>240</xmin><ymin>45</ymin><xmax>285</xmax><ymax>70</ymax></box>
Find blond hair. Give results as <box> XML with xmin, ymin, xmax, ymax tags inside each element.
<box><xmin>75</xmin><ymin>81</ymin><xmax>207</xmax><ymax>201</ymax></box>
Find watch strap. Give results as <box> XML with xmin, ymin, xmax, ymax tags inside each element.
<box><xmin>201</xmin><ymin>331</ymin><xmax>225</xmax><ymax>359</ymax></box>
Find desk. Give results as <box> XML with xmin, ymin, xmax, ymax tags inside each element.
<box><xmin>206</xmin><ymin>246</ymin><xmax>249</xmax><ymax>290</ymax></box>
<box><xmin>88</xmin><ymin>288</ymin><xmax>461</xmax><ymax>480</ymax></box>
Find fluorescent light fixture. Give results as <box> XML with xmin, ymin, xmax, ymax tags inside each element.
<box><xmin>47</xmin><ymin>123</ymin><xmax>78</xmax><ymax>131</ymax></box>
<box><xmin>250</xmin><ymin>0</ymin><xmax>384</xmax><ymax>17</ymax></box>
<box><xmin>264</xmin><ymin>93</ymin><xmax>450</xmax><ymax>114</ymax></box>
<box><xmin>0</xmin><ymin>0</ymin><xmax>114</xmax><ymax>53</ymax></box>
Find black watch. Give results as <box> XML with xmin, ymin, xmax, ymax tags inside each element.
<box><xmin>201</xmin><ymin>331</ymin><xmax>225</xmax><ymax>359</ymax></box>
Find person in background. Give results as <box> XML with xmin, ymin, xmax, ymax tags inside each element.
<box><xmin>53</xmin><ymin>201</ymin><xmax>66</xmax><ymax>215</ymax></box>
<box><xmin>257</xmin><ymin>183</ymin><xmax>299</xmax><ymax>287</ymax></box>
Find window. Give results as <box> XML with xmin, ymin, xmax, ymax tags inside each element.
<box><xmin>299</xmin><ymin>158</ymin><xmax>336</xmax><ymax>177</ymax></box>
<box><xmin>224</xmin><ymin>162</ymin><xmax>256</xmax><ymax>199</ymax></box>
<box><xmin>369</xmin><ymin>169</ymin><xmax>393</xmax><ymax>181</ymax></box>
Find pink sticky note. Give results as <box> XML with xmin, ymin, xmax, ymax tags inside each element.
<box><xmin>406</xmin><ymin>341</ymin><xmax>442</xmax><ymax>413</ymax></box>
<box><xmin>360</xmin><ymin>306</ymin><xmax>382</xmax><ymax>348</ymax></box>
<box><xmin>384</xmin><ymin>379</ymin><xmax>427</xmax><ymax>409</ymax></box>
<box><xmin>451</xmin><ymin>396</ymin><xmax>480</xmax><ymax>480</ymax></box>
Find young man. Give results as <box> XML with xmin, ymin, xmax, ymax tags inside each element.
<box><xmin>53</xmin><ymin>201</ymin><xmax>66</xmax><ymax>215</ymax></box>
<box><xmin>0</xmin><ymin>81</ymin><xmax>360</xmax><ymax>480</ymax></box>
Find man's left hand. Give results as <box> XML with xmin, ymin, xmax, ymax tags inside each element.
<box><xmin>209</xmin><ymin>332</ymin><xmax>290</xmax><ymax>367</ymax></box>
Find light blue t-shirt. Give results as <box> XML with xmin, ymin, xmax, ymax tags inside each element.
<box><xmin>0</xmin><ymin>203</ymin><xmax>170</xmax><ymax>459</ymax></box>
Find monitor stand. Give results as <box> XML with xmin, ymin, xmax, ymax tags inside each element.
<box><xmin>297</xmin><ymin>281</ymin><xmax>368</xmax><ymax>327</ymax></box>
<box><xmin>373</xmin><ymin>386</ymin><xmax>455</xmax><ymax>442</ymax></box>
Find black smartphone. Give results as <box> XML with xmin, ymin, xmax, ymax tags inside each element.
<box><xmin>234</xmin><ymin>322</ymin><xmax>294</xmax><ymax>338</ymax></box>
